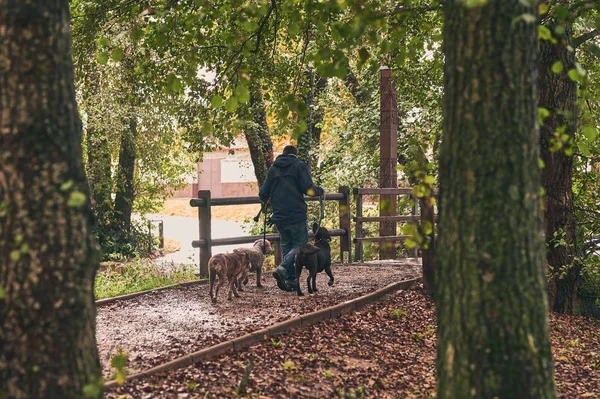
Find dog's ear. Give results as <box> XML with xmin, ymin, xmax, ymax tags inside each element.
<box><xmin>312</xmin><ymin>222</ymin><xmax>319</xmax><ymax>234</ymax></box>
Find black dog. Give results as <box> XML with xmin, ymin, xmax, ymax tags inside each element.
<box><xmin>294</xmin><ymin>223</ymin><xmax>335</xmax><ymax>296</ymax></box>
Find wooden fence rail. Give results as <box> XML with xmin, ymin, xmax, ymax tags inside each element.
<box><xmin>190</xmin><ymin>186</ymin><xmax>352</xmax><ymax>276</ymax></box>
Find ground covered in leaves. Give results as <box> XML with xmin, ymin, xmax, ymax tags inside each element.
<box><xmin>97</xmin><ymin>262</ymin><xmax>421</xmax><ymax>377</ymax></box>
<box><xmin>106</xmin><ymin>288</ymin><xmax>599</xmax><ymax>398</ymax></box>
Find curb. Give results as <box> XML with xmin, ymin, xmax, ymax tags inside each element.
<box><xmin>104</xmin><ymin>276</ymin><xmax>421</xmax><ymax>389</ymax></box>
<box><xmin>95</xmin><ymin>279</ymin><xmax>209</xmax><ymax>306</ymax></box>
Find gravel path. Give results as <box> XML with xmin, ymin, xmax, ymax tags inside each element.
<box><xmin>96</xmin><ymin>261</ymin><xmax>421</xmax><ymax>377</ymax></box>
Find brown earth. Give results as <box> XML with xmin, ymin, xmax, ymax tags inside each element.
<box><xmin>106</xmin><ymin>288</ymin><xmax>600</xmax><ymax>399</ymax></box>
<box><xmin>97</xmin><ymin>261</ymin><xmax>422</xmax><ymax>378</ymax></box>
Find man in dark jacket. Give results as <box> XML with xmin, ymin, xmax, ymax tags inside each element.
<box><xmin>259</xmin><ymin>145</ymin><xmax>324</xmax><ymax>291</ymax></box>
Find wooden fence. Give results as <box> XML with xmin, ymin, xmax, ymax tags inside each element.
<box><xmin>353</xmin><ymin>187</ymin><xmax>436</xmax><ymax>293</ymax></box>
<box><xmin>190</xmin><ymin>186</ymin><xmax>352</xmax><ymax>276</ymax></box>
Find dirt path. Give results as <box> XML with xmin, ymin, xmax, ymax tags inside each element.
<box><xmin>96</xmin><ymin>261</ymin><xmax>421</xmax><ymax>377</ymax></box>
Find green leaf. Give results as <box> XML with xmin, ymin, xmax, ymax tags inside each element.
<box><xmin>0</xmin><ymin>286</ymin><xmax>4</xmax><ymax>300</ymax></box>
<box><xmin>235</xmin><ymin>85</ymin><xmax>250</xmax><ymax>104</ymax></box>
<box><xmin>521</xmin><ymin>13</ymin><xmax>537</xmax><ymax>24</ymax></box>
<box><xmin>288</xmin><ymin>22</ymin><xmax>300</xmax><ymax>36</ymax></box>
<box><xmin>224</xmin><ymin>97</ymin><xmax>238</xmax><ymax>112</ymax></box>
<box><xmin>60</xmin><ymin>180</ymin><xmax>74</xmax><ymax>191</ymax></box>
<box><xmin>210</xmin><ymin>95</ymin><xmax>223</xmax><ymax>108</ymax></box>
<box><xmin>202</xmin><ymin>121</ymin><xmax>213</xmax><ymax>134</ymax></box>
<box><xmin>405</xmin><ymin>237</ymin><xmax>417</xmax><ymax>249</ymax></box>
<box><xmin>538</xmin><ymin>107</ymin><xmax>550</xmax><ymax>124</ymax></box>
<box><xmin>551</xmin><ymin>61</ymin><xmax>563</xmax><ymax>73</ymax></box>
<box><xmin>380</xmin><ymin>40</ymin><xmax>391</xmax><ymax>54</ymax></box>
<box><xmin>579</xmin><ymin>142</ymin><xmax>591</xmax><ymax>157</ymax></box>
<box><xmin>582</xmin><ymin>126</ymin><xmax>597</xmax><ymax>141</ymax></box>
<box><xmin>67</xmin><ymin>191</ymin><xmax>87</xmax><ymax>208</ymax></box>
<box><xmin>539</xmin><ymin>25</ymin><xmax>554</xmax><ymax>42</ymax></box>
<box><xmin>538</xmin><ymin>158</ymin><xmax>545</xmax><ymax>169</ymax></box>
<box><xmin>155</xmin><ymin>33</ymin><xmax>167</xmax><ymax>47</ymax></box>
<box><xmin>111</xmin><ymin>48</ymin><xmax>124</xmax><ymax>62</ymax></box>
<box><xmin>587</xmin><ymin>43</ymin><xmax>600</xmax><ymax>59</ymax></box>
<box><xmin>97</xmin><ymin>37</ymin><xmax>109</xmax><ymax>47</ymax></box>
<box><xmin>167</xmin><ymin>73</ymin><xmax>182</xmax><ymax>92</ymax></box>
<box><xmin>10</xmin><ymin>250</ymin><xmax>20</xmax><ymax>262</ymax></box>
<box><xmin>97</xmin><ymin>52</ymin><xmax>109</xmax><ymax>65</ymax></box>
<box><xmin>424</xmin><ymin>175</ymin><xmax>435</xmax><ymax>185</ymax></box>
<box><xmin>567</xmin><ymin>68</ymin><xmax>582</xmax><ymax>83</ymax></box>
<box><xmin>461</xmin><ymin>0</ymin><xmax>488</xmax><ymax>7</ymax></box>
<box><xmin>132</xmin><ymin>28</ymin><xmax>144</xmax><ymax>42</ymax></box>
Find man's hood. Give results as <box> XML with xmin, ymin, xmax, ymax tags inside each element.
<box><xmin>273</xmin><ymin>154</ymin><xmax>300</xmax><ymax>168</ymax></box>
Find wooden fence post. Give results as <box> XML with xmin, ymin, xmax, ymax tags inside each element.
<box><xmin>338</xmin><ymin>186</ymin><xmax>351</xmax><ymax>263</ymax></box>
<box><xmin>354</xmin><ymin>188</ymin><xmax>363</xmax><ymax>262</ymax></box>
<box><xmin>197</xmin><ymin>190</ymin><xmax>212</xmax><ymax>276</ymax></box>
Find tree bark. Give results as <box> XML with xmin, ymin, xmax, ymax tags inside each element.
<box><xmin>244</xmin><ymin>91</ymin><xmax>273</xmax><ymax>186</ymax></box>
<box><xmin>0</xmin><ymin>1</ymin><xmax>102</xmax><ymax>397</ymax></box>
<box><xmin>298</xmin><ymin>70</ymin><xmax>327</xmax><ymax>171</ymax></box>
<box><xmin>538</xmin><ymin>21</ymin><xmax>581</xmax><ymax>314</ymax></box>
<box><xmin>436</xmin><ymin>1</ymin><xmax>556</xmax><ymax>398</ymax></box>
<box><xmin>113</xmin><ymin>116</ymin><xmax>137</xmax><ymax>233</ymax></box>
<box><xmin>86</xmin><ymin>129</ymin><xmax>113</xmax><ymax>226</ymax></box>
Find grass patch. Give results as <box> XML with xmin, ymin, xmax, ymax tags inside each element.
<box><xmin>94</xmin><ymin>260</ymin><xmax>197</xmax><ymax>300</ymax></box>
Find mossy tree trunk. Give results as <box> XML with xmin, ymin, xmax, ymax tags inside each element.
<box><xmin>436</xmin><ymin>1</ymin><xmax>556</xmax><ymax>398</ymax></box>
<box><xmin>113</xmin><ymin>116</ymin><xmax>137</xmax><ymax>233</ymax></box>
<box><xmin>298</xmin><ymin>70</ymin><xmax>327</xmax><ymax>171</ymax></box>
<box><xmin>244</xmin><ymin>91</ymin><xmax>274</xmax><ymax>186</ymax></box>
<box><xmin>538</xmin><ymin>19</ymin><xmax>580</xmax><ymax>314</ymax></box>
<box><xmin>0</xmin><ymin>1</ymin><xmax>102</xmax><ymax>397</ymax></box>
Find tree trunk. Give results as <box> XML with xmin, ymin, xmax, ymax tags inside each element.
<box><xmin>0</xmin><ymin>1</ymin><xmax>102</xmax><ymax>397</ymax></box>
<box><xmin>538</xmin><ymin>22</ymin><xmax>581</xmax><ymax>314</ymax></box>
<box><xmin>113</xmin><ymin>117</ymin><xmax>137</xmax><ymax>233</ymax></box>
<box><xmin>436</xmin><ymin>1</ymin><xmax>556</xmax><ymax>398</ymax></box>
<box><xmin>298</xmin><ymin>71</ymin><xmax>327</xmax><ymax>171</ymax></box>
<box><xmin>244</xmin><ymin>91</ymin><xmax>273</xmax><ymax>186</ymax></box>
<box><xmin>86</xmin><ymin>129</ymin><xmax>113</xmax><ymax>226</ymax></box>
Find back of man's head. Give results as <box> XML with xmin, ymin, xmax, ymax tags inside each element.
<box><xmin>282</xmin><ymin>145</ymin><xmax>298</xmax><ymax>156</ymax></box>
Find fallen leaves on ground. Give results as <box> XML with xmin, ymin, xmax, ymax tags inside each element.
<box><xmin>106</xmin><ymin>288</ymin><xmax>599</xmax><ymax>398</ymax></box>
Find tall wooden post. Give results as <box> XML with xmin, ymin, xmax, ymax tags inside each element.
<box><xmin>197</xmin><ymin>190</ymin><xmax>212</xmax><ymax>276</ymax></box>
<box><xmin>379</xmin><ymin>66</ymin><xmax>398</xmax><ymax>259</ymax></box>
<box><xmin>338</xmin><ymin>186</ymin><xmax>352</xmax><ymax>263</ymax></box>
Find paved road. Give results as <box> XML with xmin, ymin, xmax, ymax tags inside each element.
<box><xmin>144</xmin><ymin>214</ymin><xmax>250</xmax><ymax>271</ymax></box>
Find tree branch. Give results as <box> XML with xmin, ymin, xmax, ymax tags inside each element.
<box><xmin>574</xmin><ymin>29</ymin><xmax>600</xmax><ymax>48</ymax></box>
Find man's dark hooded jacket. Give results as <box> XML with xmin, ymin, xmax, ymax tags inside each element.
<box><xmin>259</xmin><ymin>154</ymin><xmax>324</xmax><ymax>225</ymax></box>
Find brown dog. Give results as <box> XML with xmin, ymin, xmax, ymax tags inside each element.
<box><xmin>233</xmin><ymin>239</ymin><xmax>272</xmax><ymax>290</ymax></box>
<box><xmin>209</xmin><ymin>252</ymin><xmax>250</xmax><ymax>303</ymax></box>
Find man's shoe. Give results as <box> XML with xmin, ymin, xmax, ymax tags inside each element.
<box><xmin>273</xmin><ymin>269</ymin><xmax>288</xmax><ymax>291</ymax></box>
<box><xmin>285</xmin><ymin>280</ymin><xmax>298</xmax><ymax>291</ymax></box>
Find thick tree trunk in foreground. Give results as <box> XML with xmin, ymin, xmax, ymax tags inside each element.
<box><xmin>114</xmin><ymin>117</ymin><xmax>137</xmax><ymax>233</ymax></box>
<box><xmin>436</xmin><ymin>1</ymin><xmax>556</xmax><ymax>398</ymax></box>
<box><xmin>538</xmin><ymin>25</ymin><xmax>581</xmax><ymax>314</ymax></box>
<box><xmin>0</xmin><ymin>1</ymin><xmax>102</xmax><ymax>397</ymax></box>
<box><xmin>245</xmin><ymin>91</ymin><xmax>273</xmax><ymax>186</ymax></box>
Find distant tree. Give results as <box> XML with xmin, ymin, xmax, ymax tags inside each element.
<box><xmin>436</xmin><ymin>0</ymin><xmax>556</xmax><ymax>398</ymax></box>
<box><xmin>0</xmin><ymin>1</ymin><xmax>102</xmax><ymax>398</ymax></box>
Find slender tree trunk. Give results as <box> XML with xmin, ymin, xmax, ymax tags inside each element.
<box><xmin>538</xmin><ymin>22</ymin><xmax>581</xmax><ymax>314</ymax></box>
<box><xmin>298</xmin><ymin>70</ymin><xmax>327</xmax><ymax>171</ymax></box>
<box><xmin>436</xmin><ymin>1</ymin><xmax>556</xmax><ymax>398</ymax></box>
<box><xmin>244</xmin><ymin>91</ymin><xmax>273</xmax><ymax>186</ymax></box>
<box><xmin>0</xmin><ymin>1</ymin><xmax>102</xmax><ymax>397</ymax></box>
<box><xmin>86</xmin><ymin>129</ymin><xmax>113</xmax><ymax>226</ymax></box>
<box><xmin>114</xmin><ymin>117</ymin><xmax>137</xmax><ymax>232</ymax></box>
